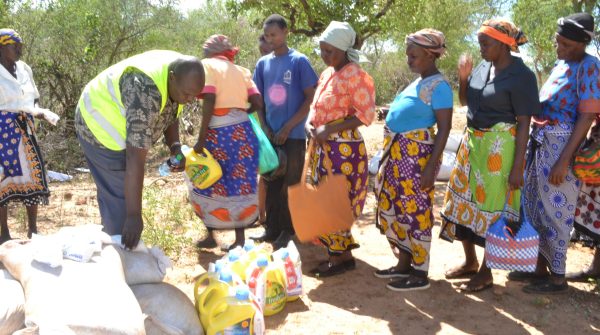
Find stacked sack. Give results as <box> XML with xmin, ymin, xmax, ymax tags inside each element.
<box><xmin>194</xmin><ymin>240</ymin><xmax>303</xmax><ymax>335</ymax></box>
<box><xmin>0</xmin><ymin>224</ymin><xmax>204</xmax><ymax>335</ymax></box>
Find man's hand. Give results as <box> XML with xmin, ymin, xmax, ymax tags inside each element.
<box><xmin>273</xmin><ymin>126</ymin><xmax>291</xmax><ymax>145</ymax></box>
<box><xmin>122</xmin><ymin>214</ymin><xmax>144</xmax><ymax>250</ymax></box>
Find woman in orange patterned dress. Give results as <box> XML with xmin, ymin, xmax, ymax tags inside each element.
<box><xmin>306</xmin><ymin>21</ymin><xmax>376</xmax><ymax>277</ymax></box>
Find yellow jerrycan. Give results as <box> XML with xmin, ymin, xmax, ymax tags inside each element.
<box><xmin>206</xmin><ymin>286</ymin><xmax>265</xmax><ymax>335</ymax></box>
<box><xmin>262</xmin><ymin>261</ymin><xmax>287</xmax><ymax>316</ymax></box>
<box><xmin>194</xmin><ymin>260</ymin><xmax>226</xmax><ymax>306</ymax></box>
<box><xmin>182</xmin><ymin>145</ymin><xmax>222</xmax><ymax>189</ymax></box>
<box><xmin>198</xmin><ymin>270</ymin><xmax>234</xmax><ymax>330</ymax></box>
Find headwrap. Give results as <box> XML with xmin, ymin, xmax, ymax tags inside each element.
<box><xmin>202</xmin><ymin>34</ymin><xmax>239</xmax><ymax>62</ymax></box>
<box><xmin>557</xmin><ymin>13</ymin><xmax>595</xmax><ymax>44</ymax></box>
<box><xmin>405</xmin><ymin>28</ymin><xmax>447</xmax><ymax>58</ymax></box>
<box><xmin>0</xmin><ymin>29</ymin><xmax>22</xmax><ymax>46</ymax></box>
<box><xmin>319</xmin><ymin>21</ymin><xmax>370</xmax><ymax>63</ymax></box>
<box><xmin>478</xmin><ymin>19</ymin><xmax>527</xmax><ymax>52</ymax></box>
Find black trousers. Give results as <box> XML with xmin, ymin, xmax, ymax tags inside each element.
<box><xmin>264</xmin><ymin>139</ymin><xmax>306</xmax><ymax>236</ymax></box>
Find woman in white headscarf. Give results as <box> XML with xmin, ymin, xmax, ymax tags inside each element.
<box><xmin>306</xmin><ymin>21</ymin><xmax>376</xmax><ymax>277</ymax></box>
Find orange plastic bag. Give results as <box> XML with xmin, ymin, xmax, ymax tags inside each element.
<box><xmin>288</xmin><ymin>140</ymin><xmax>354</xmax><ymax>242</ymax></box>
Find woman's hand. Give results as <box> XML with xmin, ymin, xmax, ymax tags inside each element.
<box><xmin>311</xmin><ymin>125</ymin><xmax>330</xmax><ymax>145</ymax></box>
<box><xmin>458</xmin><ymin>53</ymin><xmax>473</xmax><ymax>82</ymax></box>
<box><xmin>549</xmin><ymin>158</ymin><xmax>570</xmax><ymax>186</ymax></box>
<box><xmin>508</xmin><ymin>165</ymin><xmax>524</xmax><ymax>190</ymax></box>
<box><xmin>420</xmin><ymin>163</ymin><xmax>436</xmax><ymax>191</ymax></box>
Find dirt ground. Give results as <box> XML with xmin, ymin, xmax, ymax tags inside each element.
<box><xmin>5</xmin><ymin>109</ymin><xmax>600</xmax><ymax>335</ymax></box>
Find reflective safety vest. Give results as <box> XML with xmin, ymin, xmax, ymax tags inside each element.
<box><xmin>78</xmin><ymin>50</ymin><xmax>184</xmax><ymax>151</ymax></box>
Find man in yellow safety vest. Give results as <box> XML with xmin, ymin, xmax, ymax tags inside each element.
<box><xmin>74</xmin><ymin>50</ymin><xmax>205</xmax><ymax>249</ymax></box>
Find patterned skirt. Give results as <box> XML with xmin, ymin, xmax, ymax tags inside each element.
<box><xmin>375</xmin><ymin>128</ymin><xmax>437</xmax><ymax>273</ymax></box>
<box><xmin>188</xmin><ymin>109</ymin><xmax>259</xmax><ymax>229</ymax></box>
<box><xmin>574</xmin><ymin>183</ymin><xmax>600</xmax><ymax>247</ymax></box>
<box><xmin>522</xmin><ymin>123</ymin><xmax>580</xmax><ymax>275</ymax></box>
<box><xmin>0</xmin><ymin>111</ymin><xmax>49</xmax><ymax>207</ymax></box>
<box><xmin>441</xmin><ymin>123</ymin><xmax>519</xmax><ymax>247</ymax></box>
<box><xmin>308</xmin><ymin>128</ymin><xmax>369</xmax><ymax>255</ymax></box>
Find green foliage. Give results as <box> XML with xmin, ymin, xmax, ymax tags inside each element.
<box><xmin>514</xmin><ymin>0</ymin><xmax>600</xmax><ymax>82</ymax></box>
<box><xmin>141</xmin><ymin>183</ymin><xmax>198</xmax><ymax>257</ymax></box>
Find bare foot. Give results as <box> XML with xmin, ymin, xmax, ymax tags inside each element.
<box><xmin>445</xmin><ymin>262</ymin><xmax>479</xmax><ymax>279</ymax></box>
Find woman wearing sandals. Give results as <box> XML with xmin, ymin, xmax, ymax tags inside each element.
<box><xmin>374</xmin><ymin>29</ymin><xmax>452</xmax><ymax>291</ymax></box>
<box><xmin>306</xmin><ymin>21</ymin><xmax>376</xmax><ymax>277</ymax></box>
<box><xmin>440</xmin><ymin>19</ymin><xmax>540</xmax><ymax>292</ymax></box>
<box><xmin>517</xmin><ymin>13</ymin><xmax>600</xmax><ymax>294</ymax></box>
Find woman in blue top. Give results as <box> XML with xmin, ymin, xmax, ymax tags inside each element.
<box><xmin>520</xmin><ymin>13</ymin><xmax>600</xmax><ymax>294</ymax></box>
<box><xmin>374</xmin><ymin>29</ymin><xmax>453</xmax><ymax>291</ymax></box>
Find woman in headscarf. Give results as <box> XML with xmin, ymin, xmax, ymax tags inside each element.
<box><xmin>306</xmin><ymin>21</ymin><xmax>376</xmax><ymax>277</ymax></box>
<box><xmin>191</xmin><ymin>34</ymin><xmax>262</xmax><ymax>251</ymax></box>
<box><xmin>440</xmin><ymin>19</ymin><xmax>541</xmax><ymax>292</ymax></box>
<box><xmin>374</xmin><ymin>29</ymin><xmax>452</xmax><ymax>291</ymax></box>
<box><xmin>0</xmin><ymin>29</ymin><xmax>54</xmax><ymax>243</ymax></box>
<box><xmin>520</xmin><ymin>13</ymin><xmax>600</xmax><ymax>294</ymax></box>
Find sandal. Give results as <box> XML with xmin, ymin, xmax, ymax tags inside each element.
<box><xmin>445</xmin><ymin>264</ymin><xmax>479</xmax><ymax>279</ymax></box>
<box><xmin>522</xmin><ymin>280</ymin><xmax>569</xmax><ymax>295</ymax></box>
<box><xmin>311</xmin><ymin>259</ymin><xmax>356</xmax><ymax>277</ymax></box>
<box><xmin>565</xmin><ymin>270</ymin><xmax>600</xmax><ymax>282</ymax></box>
<box><xmin>458</xmin><ymin>280</ymin><xmax>493</xmax><ymax>292</ymax></box>
<box><xmin>195</xmin><ymin>237</ymin><xmax>217</xmax><ymax>249</ymax></box>
<box><xmin>507</xmin><ymin>271</ymin><xmax>549</xmax><ymax>283</ymax></box>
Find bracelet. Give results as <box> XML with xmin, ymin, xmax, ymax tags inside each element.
<box><xmin>169</xmin><ymin>142</ymin><xmax>182</xmax><ymax>150</ymax></box>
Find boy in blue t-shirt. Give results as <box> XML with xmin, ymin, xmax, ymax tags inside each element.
<box><xmin>251</xmin><ymin>14</ymin><xmax>318</xmax><ymax>249</ymax></box>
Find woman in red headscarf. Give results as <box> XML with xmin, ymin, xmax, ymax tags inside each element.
<box><xmin>192</xmin><ymin>35</ymin><xmax>263</xmax><ymax>251</ymax></box>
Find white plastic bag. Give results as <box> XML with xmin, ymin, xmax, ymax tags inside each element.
<box><xmin>130</xmin><ymin>283</ymin><xmax>203</xmax><ymax>335</ymax></box>
<box><xmin>368</xmin><ymin>149</ymin><xmax>384</xmax><ymax>175</ymax></box>
<box><xmin>0</xmin><ymin>268</ymin><xmax>25</xmax><ymax>334</ymax></box>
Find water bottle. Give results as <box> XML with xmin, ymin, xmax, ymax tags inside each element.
<box><xmin>158</xmin><ymin>152</ymin><xmax>183</xmax><ymax>177</ymax></box>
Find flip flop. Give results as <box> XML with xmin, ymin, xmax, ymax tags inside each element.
<box><xmin>565</xmin><ymin>270</ymin><xmax>600</xmax><ymax>282</ymax></box>
<box><xmin>522</xmin><ymin>281</ymin><xmax>569</xmax><ymax>295</ymax></box>
<box><xmin>445</xmin><ymin>265</ymin><xmax>479</xmax><ymax>279</ymax></box>
<box><xmin>458</xmin><ymin>280</ymin><xmax>493</xmax><ymax>292</ymax></box>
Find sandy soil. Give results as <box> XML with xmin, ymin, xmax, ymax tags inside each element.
<box><xmin>4</xmin><ymin>109</ymin><xmax>600</xmax><ymax>335</ymax></box>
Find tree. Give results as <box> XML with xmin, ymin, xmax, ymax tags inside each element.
<box><xmin>227</xmin><ymin>0</ymin><xmax>398</xmax><ymax>48</ymax></box>
<box><xmin>513</xmin><ymin>0</ymin><xmax>599</xmax><ymax>82</ymax></box>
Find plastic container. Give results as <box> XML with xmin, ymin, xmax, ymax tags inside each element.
<box><xmin>278</xmin><ymin>249</ymin><xmax>302</xmax><ymax>302</ymax></box>
<box><xmin>194</xmin><ymin>260</ymin><xmax>226</xmax><ymax>305</ymax></box>
<box><xmin>198</xmin><ymin>270</ymin><xmax>235</xmax><ymax>329</ymax></box>
<box><xmin>182</xmin><ymin>145</ymin><xmax>222</xmax><ymax>189</ymax></box>
<box><xmin>206</xmin><ymin>286</ymin><xmax>265</xmax><ymax>335</ymax></box>
<box><xmin>226</xmin><ymin>248</ymin><xmax>248</xmax><ymax>283</ymax></box>
<box><xmin>158</xmin><ymin>154</ymin><xmax>182</xmax><ymax>177</ymax></box>
<box><xmin>245</xmin><ymin>255</ymin><xmax>269</xmax><ymax>311</ymax></box>
<box><xmin>262</xmin><ymin>261</ymin><xmax>287</xmax><ymax>316</ymax></box>
<box><xmin>235</xmin><ymin>240</ymin><xmax>270</xmax><ymax>282</ymax></box>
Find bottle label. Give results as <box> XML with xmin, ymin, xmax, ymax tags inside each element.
<box><xmin>265</xmin><ymin>282</ymin><xmax>286</xmax><ymax>313</ymax></box>
<box><xmin>216</xmin><ymin>318</ymin><xmax>252</xmax><ymax>335</ymax></box>
<box><xmin>188</xmin><ymin>165</ymin><xmax>209</xmax><ymax>184</ymax></box>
